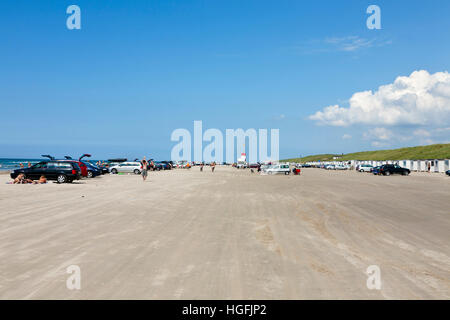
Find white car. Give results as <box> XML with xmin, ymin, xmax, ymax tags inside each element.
<box><xmin>325</xmin><ymin>165</ymin><xmax>335</xmax><ymax>170</ymax></box>
<box><xmin>265</xmin><ymin>164</ymin><xmax>290</xmax><ymax>175</ymax></box>
<box><xmin>109</xmin><ymin>162</ymin><xmax>142</xmax><ymax>174</ymax></box>
<box><xmin>236</xmin><ymin>161</ymin><xmax>247</xmax><ymax>169</ymax></box>
<box><xmin>334</xmin><ymin>164</ymin><xmax>348</xmax><ymax>170</ymax></box>
<box><xmin>358</xmin><ymin>164</ymin><xmax>373</xmax><ymax>172</ymax></box>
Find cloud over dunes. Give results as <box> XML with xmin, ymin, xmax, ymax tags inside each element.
<box><xmin>309</xmin><ymin>70</ymin><xmax>450</xmax><ymax>127</ymax></box>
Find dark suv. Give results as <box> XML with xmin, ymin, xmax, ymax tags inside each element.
<box><xmin>10</xmin><ymin>161</ymin><xmax>81</xmax><ymax>183</ymax></box>
<box><xmin>379</xmin><ymin>164</ymin><xmax>410</xmax><ymax>176</ymax></box>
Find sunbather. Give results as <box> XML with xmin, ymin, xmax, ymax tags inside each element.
<box><xmin>34</xmin><ymin>175</ymin><xmax>47</xmax><ymax>184</ymax></box>
<box><xmin>13</xmin><ymin>174</ymin><xmax>33</xmax><ymax>184</ymax></box>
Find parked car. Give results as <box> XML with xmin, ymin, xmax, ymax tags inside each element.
<box><xmin>379</xmin><ymin>164</ymin><xmax>410</xmax><ymax>176</ymax></box>
<box><xmin>358</xmin><ymin>164</ymin><xmax>373</xmax><ymax>172</ymax></box>
<box><xmin>371</xmin><ymin>166</ymin><xmax>382</xmax><ymax>175</ymax></box>
<box><xmin>236</xmin><ymin>161</ymin><xmax>247</xmax><ymax>169</ymax></box>
<box><xmin>54</xmin><ymin>156</ymin><xmax>88</xmax><ymax>178</ymax></box>
<box><xmin>98</xmin><ymin>164</ymin><xmax>110</xmax><ymax>174</ymax></box>
<box><xmin>10</xmin><ymin>160</ymin><xmax>81</xmax><ymax>183</ymax></box>
<box><xmin>76</xmin><ymin>154</ymin><xmax>101</xmax><ymax>178</ymax></box>
<box><xmin>445</xmin><ymin>170</ymin><xmax>450</xmax><ymax>176</ymax></box>
<box><xmin>83</xmin><ymin>162</ymin><xmax>102</xmax><ymax>178</ymax></box>
<box><xmin>109</xmin><ymin>162</ymin><xmax>141</xmax><ymax>174</ymax></box>
<box><xmin>60</xmin><ymin>159</ymin><xmax>88</xmax><ymax>177</ymax></box>
<box><xmin>156</xmin><ymin>161</ymin><xmax>172</xmax><ymax>170</ymax></box>
<box><xmin>265</xmin><ymin>164</ymin><xmax>290</xmax><ymax>175</ymax></box>
<box><xmin>334</xmin><ymin>164</ymin><xmax>348</xmax><ymax>170</ymax></box>
<box><xmin>249</xmin><ymin>163</ymin><xmax>261</xmax><ymax>169</ymax></box>
<box><xmin>176</xmin><ymin>161</ymin><xmax>190</xmax><ymax>169</ymax></box>
<box><xmin>325</xmin><ymin>165</ymin><xmax>335</xmax><ymax>170</ymax></box>
<box><xmin>161</xmin><ymin>161</ymin><xmax>174</xmax><ymax>169</ymax></box>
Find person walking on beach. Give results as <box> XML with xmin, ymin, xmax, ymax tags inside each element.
<box><xmin>149</xmin><ymin>160</ymin><xmax>154</xmax><ymax>171</ymax></box>
<box><xmin>211</xmin><ymin>161</ymin><xmax>216</xmax><ymax>173</ymax></box>
<box><xmin>141</xmin><ymin>157</ymin><xmax>148</xmax><ymax>181</ymax></box>
<box><xmin>200</xmin><ymin>163</ymin><xmax>204</xmax><ymax>172</ymax></box>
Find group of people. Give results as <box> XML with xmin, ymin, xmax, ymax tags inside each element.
<box><xmin>138</xmin><ymin>157</ymin><xmax>217</xmax><ymax>181</ymax></box>
<box><xmin>12</xmin><ymin>174</ymin><xmax>47</xmax><ymax>184</ymax></box>
<box><xmin>19</xmin><ymin>162</ymin><xmax>32</xmax><ymax>168</ymax></box>
<box><xmin>199</xmin><ymin>162</ymin><xmax>216</xmax><ymax>172</ymax></box>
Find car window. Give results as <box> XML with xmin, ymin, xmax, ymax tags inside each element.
<box><xmin>34</xmin><ymin>162</ymin><xmax>48</xmax><ymax>169</ymax></box>
<box><xmin>47</xmin><ymin>162</ymin><xmax>56</xmax><ymax>169</ymax></box>
<box><xmin>51</xmin><ymin>162</ymin><xmax>72</xmax><ymax>169</ymax></box>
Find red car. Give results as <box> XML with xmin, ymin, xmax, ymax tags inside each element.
<box><xmin>59</xmin><ymin>159</ymin><xmax>88</xmax><ymax>177</ymax></box>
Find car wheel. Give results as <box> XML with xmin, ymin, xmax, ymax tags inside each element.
<box><xmin>87</xmin><ymin>171</ymin><xmax>93</xmax><ymax>178</ymax></box>
<box><xmin>134</xmin><ymin>169</ymin><xmax>140</xmax><ymax>175</ymax></box>
<box><xmin>285</xmin><ymin>171</ymin><xmax>289</xmax><ymax>175</ymax></box>
<box><xmin>57</xmin><ymin>174</ymin><xmax>67</xmax><ymax>183</ymax></box>
<box><xmin>359</xmin><ymin>169</ymin><xmax>364</xmax><ymax>172</ymax></box>
<box><xmin>111</xmin><ymin>169</ymin><xmax>118</xmax><ymax>174</ymax></box>
<box><xmin>385</xmin><ymin>171</ymin><xmax>390</xmax><ymax>176</ymax></box>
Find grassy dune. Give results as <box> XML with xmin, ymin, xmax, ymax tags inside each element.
<box><xmin>283</xmin><ymin>143</ymin><xmax>450</xmax><ymax>162</ymax></box>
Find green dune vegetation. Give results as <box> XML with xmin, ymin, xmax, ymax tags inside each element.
<box><xmin>283</xmin><ymin>143</ymin><xmax>450</xmax><ymax>163</ymax></box>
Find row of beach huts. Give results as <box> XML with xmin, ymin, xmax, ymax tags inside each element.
<box><xmin>304</xmin><ymin>159</ymin><xmax>450</xmax><ymax>173</ymax></box>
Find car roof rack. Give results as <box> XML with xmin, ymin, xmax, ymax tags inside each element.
<box><xmin>107</xmin><ymin>158</ymin><xmax>127</xmax><ymax>163</ymax></box>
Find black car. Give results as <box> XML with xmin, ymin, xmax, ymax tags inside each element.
<box><xmin>82</xmin><ymin>161</ymin><xmax>102</xmax><ymax>177</ymax></box>
<box><xmin>446</xmin><ymin>170</ymin><xmax>450</xmax><ymax>176</ymax></box>
<box><xmin>78</xmin><ymin>154</ymin><xmax>102</xmax><ymax>178</ymax></box>
<box><xmin>10</xmin><ymin>161</ymin><xmax>81</xmax><ymax>183</ymax></box>
<box><xmin>98</xmin><ymin>165</ymin><xmax>110</xmax><ymax>174</ymax></box>
<box><xmin>379</xmin><ymin>164</ymin><xmax>410</xmax><ymax>176</ymax></box>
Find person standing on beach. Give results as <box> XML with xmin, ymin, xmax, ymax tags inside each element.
<box><xmin>211</xmin><ymin>161</ymin><xmax>216</xmax><ymax>173</ymax></box>
<box><xmin>200</xmin><ymin>163</ymin><xmax>204</xmax><ymax>172</ymax></box>
<box><xmin>141</xmin><ymin>157</ymin><xmax>148</xmax><ymax>181</ymax></box>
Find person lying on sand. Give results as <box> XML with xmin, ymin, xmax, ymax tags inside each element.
<box><xmin>33</xmin><ymin>175</ymin><xmax>47</xmax><ymax>184</ymax></box>
<box><xmin>13</xmin><ymin>173</ymin><xmax>34</xmax><ymax>184</ymax></box>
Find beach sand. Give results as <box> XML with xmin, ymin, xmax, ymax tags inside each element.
<box><xmin>0</xmin><ymin>167</ymin><xmax>449</xmax><ymax>299</ymax></box>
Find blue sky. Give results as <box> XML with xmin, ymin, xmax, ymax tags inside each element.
<box><xmin>1</xmin><ymin>0</ymin><xmax>449</xmax><ymax>160</ymax></box>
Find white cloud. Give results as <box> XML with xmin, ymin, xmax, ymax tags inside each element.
<box><xmin>289</xmin><ymin>36</ymin><xmax>391</xmax><ymax>55</ymax></box>
<box><xmin>272</xmin><ymin>114</ymin><xmax>285</xmax><ymax>120</ymax></box>
<box><xmin>371</xmin><ymin>141</ymin><xmax>385</xmax><ymax>148</ymax></box>
<box><xmin>324</xmin><ymin>36</ymin><xmax>377</xmax><ymax>52</ymax></box>
<box><xmin>342</xmin><ymin>134</ymin><xmax>352</xmax><ymax>139</ymax></box>
<box><xmin>363</xmin><ymin>127</ymin><xmax>393</xmax><ymax>141</ymax></box>
<box><xmin>309</xmin><ymin>70</ymin><xmax>450</xmax><ymax>127</ymax></box>
<box><xmin>435</xmin><ymin>127</ymin><xmax>450</xmax><ymax>133</ymax></box>
<box><xmin>413</xmin><ymin>129</ymin><xmax>431</xmax><ymax>137</ymax></box>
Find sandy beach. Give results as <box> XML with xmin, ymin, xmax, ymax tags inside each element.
<box><xmin>0</xmin><ymin>167</ymin><xmax>449</xmax><ymax>299</ymax></box>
